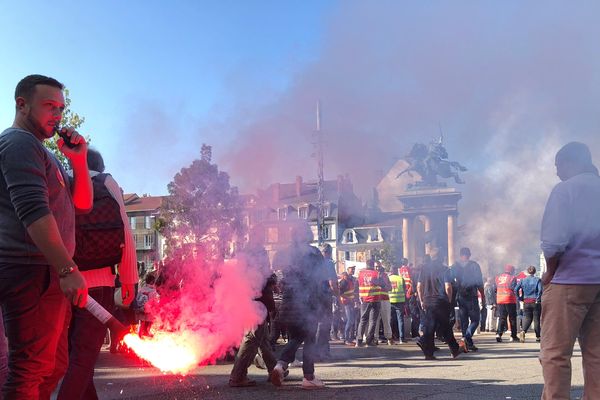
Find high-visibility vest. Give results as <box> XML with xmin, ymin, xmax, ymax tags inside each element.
<box><xmin>388</xmin><ymin>274</ymin><xmax>406</xmax><ymax>303</ymax></box>
<box><xmin>340</xmin><ymin>279</ymin><xmax>355</xmax><ymax>305</ymax></box>
<box><xmin>358</xmin><ymin>269</ymin><xmax>385</xmax><ymax>303</ymax></box>
<box><xmin>496</xmin><ymin>273</ymin><xmax>517</xmax><ymax>304</ymax></box>
<box><xmin>399</xmin><ymin>266</ymin><xmax>413</xmax><ymax>298</ymax></box>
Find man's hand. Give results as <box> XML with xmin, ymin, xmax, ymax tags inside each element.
<box><xmin>541</xmin><ymin>272</ymin><xmax>553</xmax><ymax>286</ymax></box>
<box><xmin>121</xmin><ymin>283</ymin><xmax>135</xmax><ymax>307</ymax></box>
<box><xmin>59</xmin><ymin>269</ymin><xmax>88</xmax><ymax>307</ymax></box>
<box><xmin>57</xmin><ymin>127</ymin><xmax>88</xmax><ymax>164</ymax></box>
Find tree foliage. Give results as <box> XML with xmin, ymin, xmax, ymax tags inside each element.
<box><xmin>159</xmin><ymin>144</ymin><xmax>243</xmax><ymax>260</ymax></box>
<box><xmin>43</xmin><ymin>89</ymin><xmax>87</xmax><ymax>170</ymax></box>
<box><xmin>372</xmin><ymin>242</ymin><xmax>402</xmax><ymax>271</ymax></box>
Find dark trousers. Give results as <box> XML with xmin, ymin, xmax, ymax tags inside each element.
<box><xmin>279</xmin><ymin>321</ymin><xmax>318</xmax><ymax>376</ymax></box>
<box><xmin>421</xmin><ymin>301</ymin><xmax>459</xmax><ymax>357</ymax></box>
<box><xmin>343</xmin><ymin>304</ymin><xmax>356</xmax><ymax>341</ymax></box>
<box><xmin>316</xmin><ymin>302</ymin><xmax>332</xmax><ymax>356</ymax></box>
<box><xmin>269</xmin><ymin>311</ymin><xmax>286</xmax><ymax>347</ymax></box>
<box><xmin>391</xmin><ymin>302</ymin><xmax>406</xmax><ymax>341</ymax></box>
<box><xmin>58</xmin><ymin>286</ymin><xmax>114</xmax><ymax>400</ymax></box>
<box><xmin>230</xmin><ymin>321</ymin><xmax>276</xmax><ymax>381</ymax></box>
<box><xmin>480</xmin><ymin>304</ymin><xmax>487</xmax><ymax>331</ymax></box>
<box><xmin>522</xmin><ymin>302</ymin><xmax>541</xmax><ymax>338</ymax></box>
<box><xmin>408</xmin><ymin>296</ymin><xmax>421</xmax><ymax>337</ymax></box>
<box><xmin>0</xmin><ymin>264</ymin><xmax>69</xmax><ymax>400</ymax></box>
<box><xmin>496</xmin><ymin>303</ymin><xmax>518</xmax><ymax>339</ymax></box>
<box><xmin>458</xmin><ymin>297</ymin><xmax>480</xmax><ymax>345</ymax></box>
<box><xmin>356</xmin><ymin>302</ymin><xmax>381</xmax><ymax>344</ymax></box>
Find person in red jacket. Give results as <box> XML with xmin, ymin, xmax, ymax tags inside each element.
<box><xmin>495</xmin><ymin>265</ymin><xmax>518</xmax><ymax>342</ymax></box>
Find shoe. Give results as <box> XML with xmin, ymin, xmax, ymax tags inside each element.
<box><xmin>398</xmin><ymin>340</ymin><xmax>406</xmax><ymax>344</ymax></box>
<box><xmin>536</xmin><ymin>337</ymin><xmax>541</xmax><ymax>343</ymax></box>
<box><xmin>467</xmin><ymin>343</ymin><xmax>479</xmax><ymax>352</ymax></box>
<box><xmin>344</xmin><ymin>341</ymin><xmax>356</xmax><ymax>346</ymax></box>
<box><xmin>496</xmin><ymin>335</ymin><xmax>502</xmax><ymax>343</ymax></box>
<box><xmin>355</xmin><ymin>341</ymin><xmax>364</xmax><ymax>348</ymax></box>
<box><xmin>519</xmin><ymin>331</ymin><xmax>525</xmax><ymax>343</ymax></box>
<box><xmin>301</xmin><ymin>377</ymin><xmax>325</xmax><ymax>389</ymax></box>
<box><xmin>290</xmin><ymin>359</ymin><xmax>303</xmax><ymax>368</ymax></box>
<box><xmin>424</xmin><ymin>354</ymin><xmax>437</xmax><ymax>360</ymax></box>
<box><xmin>433</xmin><ymin>346</ymin><xmax>441</xmax><ymax>352</ymax></box>
<box><xmin>416</xmin><ymin>339</ymin><xmax>423</xmax><ymax>351</ymax></box>
<box><xmin>270</xmin><ymin>363</ymin><xmax>285</xmax><ymax>387</ymax></box>
<box><xmin>509</xmin><ymin>337</ymin><xmax>517</xmax><ymax>342</ymax></box>
<box><xmin>387</xmin><ymin>339</ymin><xmax>395</xmax><ymax>346</ymax></box>
<box><xmin>452</xmin><ymin>341</ymin><xmax>468</xmax><ymax>359</ymax></box>
<box><xmin>229</xmin><ymin>378</ymin><xmax>257</xmax><ymax>387</ymax></box>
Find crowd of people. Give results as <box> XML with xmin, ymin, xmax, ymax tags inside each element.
<box><xmin>1</xmin><ymin>74</ymin><xmax>600</xmax><ymax>399</ymax></box>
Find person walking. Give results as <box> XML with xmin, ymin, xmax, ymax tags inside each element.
<box><xmin>355</xmin><ymin>260</ymin><xmax>386</xmax><ymax>347</ymax></box>
<box><xmin>514</xmin><ymin>266</ymin><xmax>542</xmax><ymax>343</ymax></box>
<box><xmin>495</xmin><ymin>265</ymin><xmax>518</xmax><ymax>342</ymax></box>
<box><xmin>389</xmin><ymin>266</ymin><xmax>408</xmax><ymax>343</ymax></box>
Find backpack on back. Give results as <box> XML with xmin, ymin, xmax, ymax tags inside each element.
<box><xmin>73</xmin><ymin>173</ymin><xmax>125</xmax><ymax>271</ymax></box>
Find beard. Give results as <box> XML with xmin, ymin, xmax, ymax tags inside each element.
<box><xmin>25</xmin><ymin>112</ymin><xmax>55</xmax><ymax>140</ymax></box>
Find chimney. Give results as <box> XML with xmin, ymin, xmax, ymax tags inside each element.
<box><xmin>273</xmin><ymin>183</ymin><xmax>281</xmax><ymax>203</ymax></box>
<box><xmin>337</xmin><ymin>175</ymin><xmax>345</xmax><ymax>194</ymax></box>
<box><xmin>295</xmin><ymin>176</ymin><xmax>303</xmax><ymax>197</ymax></box>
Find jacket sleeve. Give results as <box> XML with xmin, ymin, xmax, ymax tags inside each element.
<box><xmin>536</xmin><ymin>279</ymin><xmax>543</xmax><ymax>303</ymax></box>
<box><xmin>514</xmin><ymin>281</ymin><xmax>522</xmax><ymax>300</ymax></box>
<box><xmin>103</xmin><ymin>174</ymin><xmax>139</xmax><ymax>285</ymax></box>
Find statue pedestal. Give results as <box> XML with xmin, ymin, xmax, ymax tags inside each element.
<box><xmin>397</xmin><ymin>187</ymin><xmax>462</xmax><ymax>266</ymax></box>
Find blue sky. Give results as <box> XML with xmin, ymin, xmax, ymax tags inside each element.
<box><xmin>0</xmin><ymin>0</ymin><xmax>335</xmax><ymax>194</ymax></box>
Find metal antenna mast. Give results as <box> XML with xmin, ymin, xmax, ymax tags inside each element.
<box><xmin>315</xmin><ymin>101</ymin><xmax>325</xmax><ymax>245</ymax></box>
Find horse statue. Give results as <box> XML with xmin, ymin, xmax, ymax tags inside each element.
<box><xmin>397</xmin><ymin>137</ymin><xmax>467</xmax><ymax>188</ymax></box>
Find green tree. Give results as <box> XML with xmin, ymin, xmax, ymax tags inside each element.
<box><xmin>43</xmin><ymin>89</ymin><xmax>87</xmax><ymax>170</ymax></box>
<box><xmin>372</xmin><ymin>242</ymin><xmax>402</xmax><ymax>271</ymax></box>
<box><xmin>159</xmin><ymin>144</ymin><xmax>243</xmax><ymax>260</ymax></box>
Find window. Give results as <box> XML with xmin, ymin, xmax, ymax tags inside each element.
<box><xmin>323</xmin><ymin>206</ymin><xmax>330</xmax><ymax>218</ymax></box>
<box><xmin>299</xmin><ymin>207</ymin><xmax>308</xmax><ymax>219</ymax></box>
<box><xmin>267</xmin><ymin>227</ymin><xmax>278</xmax><ymax>243</ymax></box>
<box><xmin>345</xmin><ymin>251</ymin><xmax>356</xmax><ymax>261</ymax></box>
<box><xmin>130</xmin><ymin>217</ymin><xmax>136</xmax><ymax>230</ymax></box>
<box><xmin>322</xmin><ymin>225</ymin><xmax>330</xmax><ymax>240</ymax></box>
<box><xmin>144</xmin><ymin>234</ymin><xmax>154</xmax><ymax>248</ymax></box>
<box><xmin>370</xmin><ymin>229</ymin><xmax>379</xmax><ymax>242</ymax></box>
<box><xmin>345</xmin><ymin>231</ymin><xmax>354</xmax><ymax>243</ymax></box>
<box><xmin>278</xmin><ymin>208</ymin><xmax>287</xmax><ymax>220</ymax></box>
<box><xmin>145</xmin><ymin>216</ymin><xmax>152</xmax><ymax>229</ymax></box>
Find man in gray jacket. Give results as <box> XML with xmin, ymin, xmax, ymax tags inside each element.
<box><xmin>0</xmin><ymin>75</ymin><xmax>92</xmax><ymax>399</ymax></box>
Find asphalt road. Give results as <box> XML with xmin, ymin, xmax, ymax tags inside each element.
<box><xmin>90</xmin><ymin>332</ymin><xmax>584</xmax><ymax>400</ymax></box>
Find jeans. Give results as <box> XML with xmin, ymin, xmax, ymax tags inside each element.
<box><xmin>278</xmin><ymin>320</ymin><xmax>318</xmax><ymax>376</ymax></box>
<box><xmin>496</xmin><ymin>303</ymin><xmax>518</xmax><ymax>339</ymax></box>
<box><xmin>408</xmin><ymin>296</ymin><xmax>422</xmax><ymax>337</ymax></box>
<box><xmin>391</xmin><ymin>302</ymin><xmax>406</xmax><ymax>341</ymax></box>
<box><xmin>540</xmin><ymin>283</ymin><xmax>600</xmax><ymax>400</ymax></box>
<box><xmin>421</xmin><ymin>301</ymin><xmax>459</xmax><ymax>357</ymax></box>
<box><xmin>485</xmin><ymin>305</ymin><xmax>496</xmax><ymax>331</ymax></box>
<box><xmin>375</xmin><ymin>300</ymin><xmax>392</xmax><ymax>340</ymax></box>
<box><xmin>316</xmin><ymin>302</ymin><xmax>332</xmax><ymax>356</ymax></box>
<box><xmin>458</xmin><ymin>297</ymin><xmax>480</xmax><ymax>345</ymax></box>
<box><xmin>57</xmin><ymin>286</ymin><xmax>115</xmax><ymax>400</ymax></box>
<box><xmin>343</xmin><ymin>304</ymin><xmax>356</xmax><ymax>341</ymax></box>
<box><xmin>0</xmin><ymin>264</ymin><xmax>69</xmax><ymax>400</ymax></box>
<box><xmin>480</xmin><ymin>304</ymin><xmax>487</xmax><ymax>331</ymax></box>
<box><xmin>522</xmin><ymin>302</ymin><xmax>541</xmax><ymax>338</ymax></box>
<box><xmin>356</xmin><ymin>302</ymin><xmax>381</xmax><ymax>344</ymax></box>
<box><xmin>230</xmin><ymin>321</ymin><xmax>276</xmax><ymax>381</ymax></box>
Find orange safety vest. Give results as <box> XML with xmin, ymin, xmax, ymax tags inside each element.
<box><xmin>339</xmin><ymin>278</ymin><xmax>355</xmax><ymax>305</ymax></box>
<box><xmin>399</xmin><ymin>266</ymin><xmax>413</xmax><ymax>298</ymax></box>
<box><xmin>496</xmin><ymin>273</ymin><xmax>517</xmax><ymax>304</ymax></box>
<box><xmin>358</xmin><ymin>269</ymin><xmax>385</xmax><ymax>303</ymax></box>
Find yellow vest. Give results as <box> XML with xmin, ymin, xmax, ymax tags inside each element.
<box><xmin>388</xmin><ymin>274</ymin><xmax>406</xmax><ymax>303</ymax></box>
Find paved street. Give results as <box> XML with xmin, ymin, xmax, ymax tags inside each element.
<box><xmin>90</xmin><ymin>333</ymin><xmax>584</xmax><ymax>400</ymax></box>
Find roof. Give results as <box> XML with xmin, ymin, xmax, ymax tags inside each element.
<box><xmin>258</xmin><ymin>177</ymin><xmax>354</xmax><ymax>207</ymax></box>
<box><xmin>123</xmin><ymin>193</ymin><xmax>165</xmax><ymax>213</ymax></box>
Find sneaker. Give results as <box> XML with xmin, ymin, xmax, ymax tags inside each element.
<box><xmin>398</xmin><ymin>340</ymin><xmax>406</xmax><ymax>344</ymax></box>
<box><xmin>229</xmin><ymin>378</ymin><xmax>257</xmax><ymax>387</ymax></box>
<box><xmin>387</xmin><ymin>339</ymin><xmax>395</xmax><ymax>346</ymax></box>
<box><xmin>344</xmin><ymin>340</ymin><xmax>356</xmax><ymax>346</ymax></box>
<box><xmin>496</xmin><ymin>335</ymin><xmax>502</xmax><ymax>343</ymax></box>
<box><xmin>270</xmin><ymin>363</ymin><xmax>285</xmax><ymax>387</ymax></box>
<box><xmin>467</xmin><ymin>343</ymin><xmax>479</xmax><ymax>352</ymax></box>
<box><xmin>509</xmin><ymin>337</ymin><xmax>517</xmax><ymax>342</ymax></box>
<box><xmin>302</xmin><ymin>376</ymin><xmax>325</xmax><ymax>389</ymax></box>
<box><xmin>424</xmin><ymin>354</ymin><xmax>437</xmax><ymax>360</ymax></box>
<box><xmin>452</xmin><ymin>341</ymin><xmax>468</xmax><ymax>358</ymax></box>
<box><xmin>519</xmin><ymin>331</ymin><xmax>525</xmax><ymax>343</ymax></box>
<box><xmin>290</xmin><ymin>359</ymin><xmax>303</xmax><ymax>368</ymax></box>
<box><xmin>536</xmin><ymin>337</ymin><xmax>541</xmax><ymax>343</ymax></box>
<box><xmin>355</xmin><ymin>341</ymin><xmax>364</xmax><ymax>348</ymax></box>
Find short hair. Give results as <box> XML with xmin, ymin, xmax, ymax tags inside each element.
<box><xmin>401</xmin><ymin>258</ymin><xmax>409</xmax><ymax>265</ymax></box>
<box><xmin>320</xmin><ymin>243</ymin><xmax>333</xmax><ymax>255</ymax></box>
<box><xmin>87</xmin><ymin>148</ymin><xmax>105</xmax><ymax>173</ymax></box>
<box><xmin>527</xmin><ymin>265</ymin><xmax>536</xmax><ymax>275</ymax></box>
<box><xmin>459</xmin><ymin>247</ymin><xmax>471</xmax><ymax>257</ymax></box>
<box><xmin>555</xmin><ymin>142</ymin><xmax>593</xmax><ymax>167</ymax></box>
<box><xmin>391</xmin><ymin>266</ymin><xmax>399</xmax><ymax>274</ymax></box>
<box><xmin>15</xmin><ymin>74</ymin><xmax>64</xmax><ymax>101</ymax></box>
<box><xmin>347</xmin><ymin>265</ymin><xmax>355</xmax><ymax>271</ymax></box>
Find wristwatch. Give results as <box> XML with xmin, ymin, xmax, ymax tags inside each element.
<box><xmin>58</xmin><ymin>265</ymin><xmax>77</xmax><ymax>278</ymax></box>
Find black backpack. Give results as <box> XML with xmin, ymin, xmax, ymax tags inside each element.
<box><xmin>73</xmin><ymin>173</ymin><xmax>125</xmax><ymax>270</ymax></box>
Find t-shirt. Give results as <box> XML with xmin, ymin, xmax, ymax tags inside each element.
<box><xmin>451</xmin><ymin>260</ymin><xmax>484</xmax><ymax>300</ymax></box>
<box><xmin>417</xmin><ymin>260</ymin><xmax>452</xmax><ymax>306</ymax></box>
<box><xmin>0</xmin><ymin>128</ymin><xmax>75</xmax><ymax>265</ymax></box>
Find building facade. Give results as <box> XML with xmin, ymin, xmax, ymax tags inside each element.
<box><xmin>123</xmin><ymin>193</ymin><xmax>167</xmax><ymax>267</ymax></box>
